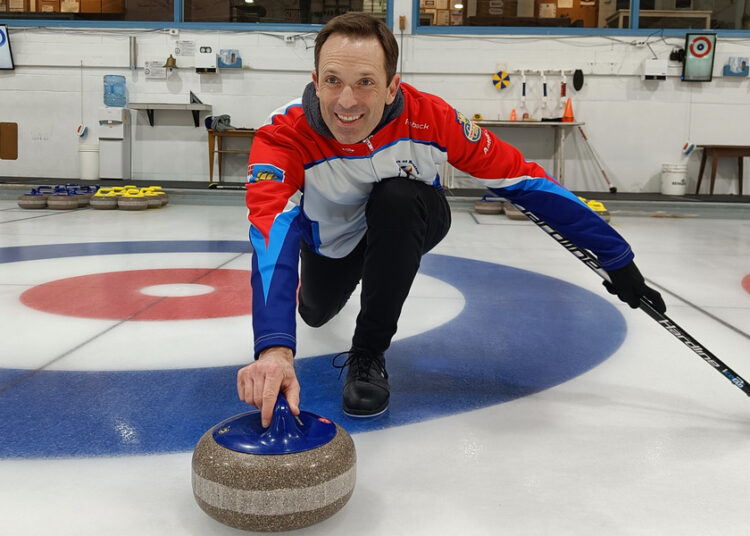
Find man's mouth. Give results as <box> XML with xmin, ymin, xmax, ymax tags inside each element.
<box><xmin>335</xmin><ymin>112</ymin><xmax>364</xmax><ymax>123</ymax></box>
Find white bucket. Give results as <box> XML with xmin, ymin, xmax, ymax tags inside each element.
<box><xmin>79</xmin><ymin>144</ymin><xmax>100</xmax><ymax>181</ymax></box>
<box><xmin>661</xmin><ymin>163</ymin><xmax>687</xmax><ymax>196</ymax></box>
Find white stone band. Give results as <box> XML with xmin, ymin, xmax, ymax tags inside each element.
<box><xmin>192</xmin><ymin>466</ymin><xmax>356</xmax><ymax>516</ymax></box>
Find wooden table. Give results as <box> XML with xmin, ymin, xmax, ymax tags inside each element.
<box><xmin>208</xmin><ymin>128</ymin><xmax>257</xmax><ymax>183</ymax></box>
<box><xmin>477</xmin><ymin>121</ymin><xmax>584</xmax><ymax>185</ymax></box>
<box><xmin>695</xmin><ymin>145</ymin><xmax>749</xmax><ymax>195</ymax></box>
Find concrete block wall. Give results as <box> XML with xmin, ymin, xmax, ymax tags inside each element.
<box><xmin>1</xmin><ymin>23</ymin><xmax>749</xmax><ymax>194</ymax></box>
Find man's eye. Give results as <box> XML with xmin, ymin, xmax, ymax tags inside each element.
<box><xmin>360</xmin><ymin>79</ymin><xmax>374</xmax><ymax>86</ymax></box>
<box><xmin>325</xmin><ymin>77</ymin><xmax>338</xmax><ymax>84</ymax></box>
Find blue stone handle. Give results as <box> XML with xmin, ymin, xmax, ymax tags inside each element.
<box><xmin>259</xmin><ymin>394</ymin><xmax>305</xmax><ymax>446</ymax></box>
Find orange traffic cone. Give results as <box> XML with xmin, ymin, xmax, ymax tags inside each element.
<box><xmin>562</xmin><ymin>98</ymin><xmax>574</xmax><ymax>123</ymax></box>
<box><xmin>509</xmin><ymin>109</ymin><xmax>517</xmax><ymax>121</ymax></box>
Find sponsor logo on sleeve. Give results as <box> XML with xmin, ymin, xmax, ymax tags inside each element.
<box><xmin>248</xmin><ymin>163</ymin><xmax>286</xmax><ymax>183</ymax></box>
<box><xmin>455</xmin><ymin>111</ymin><xmax>482</xmax><ymax>143</ymax></box>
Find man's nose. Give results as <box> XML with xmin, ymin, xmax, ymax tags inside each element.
<box><xmin>337</xmin><ymin>86</ymin><xmax>357</xmax><ymax>109</ymax></box>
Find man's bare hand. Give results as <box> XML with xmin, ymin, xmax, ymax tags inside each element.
<box><xmin>237</xmin><ymin>346</ymin><xmax>300</xmax><ymax>427</ymax></box>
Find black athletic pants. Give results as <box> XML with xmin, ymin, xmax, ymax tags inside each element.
<box><xmin>298</xmin><ymin>177</ymin><xmax>452</xmax><ymax>354</ymax></box>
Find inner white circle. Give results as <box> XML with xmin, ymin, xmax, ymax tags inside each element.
<box><xmin>139</xmin><ymin>284</ymin><xmax>215</xmax><ymax>297</ymax></box>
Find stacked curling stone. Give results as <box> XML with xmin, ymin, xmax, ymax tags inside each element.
<box><xmin>90</xmin><ymin>186</ymin><xmax>124</xmax><ymax>210</ymax></box>
<box><xmin>90</xmin><ymin>185</ymin><xmax>168</xmax><ymax>211</ymax></box>
<box><xmin>118</xmin><ymin>188</ymin><xmax>150</xmax><ymax>211</ymax></box>
<box><xmin>578</xmin><ymin>196</ymin><xmax>611</xmax><ymax>222</ymax></box>
<box><xmin>17</xmin><ymin>184</ymin><xmax>98</xmax><ymax>210</ymax></box>
<box><xmin>17</xmin><ymin>186</ymin><xmax>51</xmax><ymax>209</ymax></box>
<box><xmin>192</xmin><ymin>395</ymin><xmax>356</xmax><ymax>532</ymax></box>
<box><xmin>474</xmin><ymin>193</ymin><xmax>505</xmax><ymax>215</ymax></box>
<box><xmin>142</xmin><ymin>186</ymin><xmax>169</xmax><ymax>207</ymax></box>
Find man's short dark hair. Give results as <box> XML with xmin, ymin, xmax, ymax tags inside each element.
<box><xmin>314</xmin><ymin>13</ymin><xmax>399</xmax><ymax>84</ymax></box>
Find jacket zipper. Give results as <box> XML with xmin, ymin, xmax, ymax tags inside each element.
<box><xmin>363</xmin><ymin>136</ymin><xmax>379</xmax><ymax>179</ymax></box>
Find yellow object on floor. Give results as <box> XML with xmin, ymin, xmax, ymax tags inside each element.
<box><xmin>578</xmin><ymin>196</ymin><xmax>611</xmax><ymax>222</ymax></box>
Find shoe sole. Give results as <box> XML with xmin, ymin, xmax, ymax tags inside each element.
<box><xmin>343</xmin><ymin>403</ymin><xmax>389</xmax><ymax>418</ymax></box>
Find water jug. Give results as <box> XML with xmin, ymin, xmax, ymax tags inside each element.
<box><xmin>103</xmin><ymin>75</ymin><xmax>127</xmax><ymax>107</ymax></box>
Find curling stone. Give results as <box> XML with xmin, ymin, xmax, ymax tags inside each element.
<box><xmin>74</xmin><ymin>184</ymin><xmax>99</xmax><ymax>206</ymax></box>
<box><xmin>90</xmin><ymin>188</ymin><xmax>120</xmax><ymax>210</ymax></box>
<box><xmin>192</xmin><ymin>395</ymin><xmax>356</xmax><ymax>532</ymax></box>
<box><xmin>503</xmin><ymin>201</ymin><xmax>527</xmax><ymax>220</ymax></box>
<box><xmin>140</xmin><ymin>189</ymin><xmax>163</xmax><ymax>208</ymax></box>
<box><xmin>118</xmin><ymin>189</ymin><xmax>149</xmax><ymax>211</ymax></box>
<box><xmin>144</xmin><ymin>186</ymin><xmax>168</xmax><ymax>206</ymax></box>
<box><xmin>474</xmin><ymin>194</ymin><xmax>505</xmax><ymax>215</ymax></box>
<box><xmin>46</xmin><ymin>192</ymin><xmax>80</xmax><ymax>210</ymax></box>
<box><xmin>17</xmin><ymin>188</ymin><xmax>48</xmax><ymax>209</ymax></box>
<box><xmin>579</xmin><ymin>197</ymin><xmax>611</xmax><ymax>223</ymax></box>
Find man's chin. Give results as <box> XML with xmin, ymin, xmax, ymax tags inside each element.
<box><xmin>331</xmin><ymin>130</ymin><xmax>365</xmax><ymax>145</ymax></box>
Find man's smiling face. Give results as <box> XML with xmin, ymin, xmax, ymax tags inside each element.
<box><xmin>312</xmin><ymin>34</ymin><xmax>400</xmax><ymax>145</ymax></box>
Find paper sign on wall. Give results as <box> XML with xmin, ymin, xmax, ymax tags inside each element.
<box><xmin>539</xmin><ymin>3</ymin><xmax>557</xmax><ymax>17</ymax></box>
<box><xmin>175</xmin><ymin>40</ymin><xmax>196</xmax><ymax>57</ymax></box>
<box><xmin>144</xmin><ymin>61</ymin><xmax>167</xmax><ymax>79</ymax></box>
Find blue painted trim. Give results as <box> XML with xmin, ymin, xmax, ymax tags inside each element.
<box><xmin>630</xmin><ymin>2</ymin><xmax>640</xmax><ymax>30</ymax></box>
<box><xmin>0</xmin><ymin>19</ymin><xmax>177</xmax><ymax>28</ymax></box>
<box><xmin>174</xmin><ymin>0</ymin><xmax>182</xmax><ymax>23</ymax></box>
<box><xmin>387</xmin><ymin>0</ymin><xmax>394</xmax><ymax>30</ymax></box>
<box><xmin>176</xmin><ymin>22</ymin><xmax>323</xmax><ymax>31</ymax></box>
<box><xmin>410</xmin><ymin>0</ymin><xmax>750</xmax><ymax>36</ymax></box>
<box><xmin>0</xmin><ymin>19</ymin><xmax>326</xmax><ymax>31</ymax></box>
<box><xmin>413</xmin><ymin>25</ymin><xmax>750</xmax><ymax>37</ymax></box>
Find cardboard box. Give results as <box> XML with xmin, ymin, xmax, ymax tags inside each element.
<box><xmin>9</xmin><ymin>0</ymin><xmax>29</xmax><ymax>11</ymax></box>
<box><xmin>61</xmin><ymin>0</ymin><xmax>80</xmax><ymax>12</ymax></box>
<box><xmin>38</xmin><ymin>0</ymin><xmax>60</xmax><ymax>11</ymax></box>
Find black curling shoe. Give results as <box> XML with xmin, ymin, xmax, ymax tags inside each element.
<box><xmin>333</xmin><ymin>348</ymin><xmax>390</xmax><ymax>417</ymax></box>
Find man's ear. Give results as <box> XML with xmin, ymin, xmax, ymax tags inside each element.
<box><xmin>312</xmin><ymin>70</ymin><xmax>320</xmax><ymax>97</ymax></box>
<box><xmin>385</xmin><ymin>74</ymin><xmax>401</xmax><ymax>105</ymax></box>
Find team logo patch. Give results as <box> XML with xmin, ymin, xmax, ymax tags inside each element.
<box><xmin>455</xmin><ymin>111</ymin><xmax>482</xmax><ymax>143</ymax></box>
<box><xmin>397</xmin><ymin>159</ymin><xmax>420</xmax><ymax>177</ymax></box>
<box><xmin>248</xmin><ymin>163</ymin><xmax>285</xmax><ymax>183</ymax></box>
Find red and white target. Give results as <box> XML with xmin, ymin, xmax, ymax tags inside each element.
<box><xmin>688</xmin><ymin>35</ymin><xmax>713</xmax><ymax>58</ymax></box>
<box><xmin>20</xmin><ymin>268</ymin><xmax>252</xmax><ymax>320</ymax></box>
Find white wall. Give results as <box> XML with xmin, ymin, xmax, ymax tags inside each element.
<box><xmin>1</xmin><ymin>20</ymin><xmax>750</xmax><ymax>194</ymax></box>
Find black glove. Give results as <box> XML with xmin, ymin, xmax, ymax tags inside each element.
<box><xmin>603</xmin><ymin>261</ymin><xmax>666</xmax><ymax>314</ymax></box>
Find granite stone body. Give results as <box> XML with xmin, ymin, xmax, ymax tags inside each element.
<box><xmin>117</xmin><ymin>196</ymin><xmax>149</xmax><ymax>211</ymax></box>
<box><xmin>46</xmin><ymin>195</ymin><xmax>80</xmax><ymax>210</ymax></box>
<box><xmin>90</xmin><ymin>196</ymin><xmax>119</xmax><ymax>210</ymax></box>
<box><xmin>192</xmin><ymin>423</ymin><xmax>356</xmax><ymax>532</ymax></box>
<box><xmin>17</xmin><ymin>195</ymin><xmax>47</xmax><ymax>209</ymax></box>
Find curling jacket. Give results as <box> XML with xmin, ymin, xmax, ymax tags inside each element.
<box><xmin>245</xmin><ymin>82</ymin><xmax>633</xmax><ymax>357</ymax></box>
